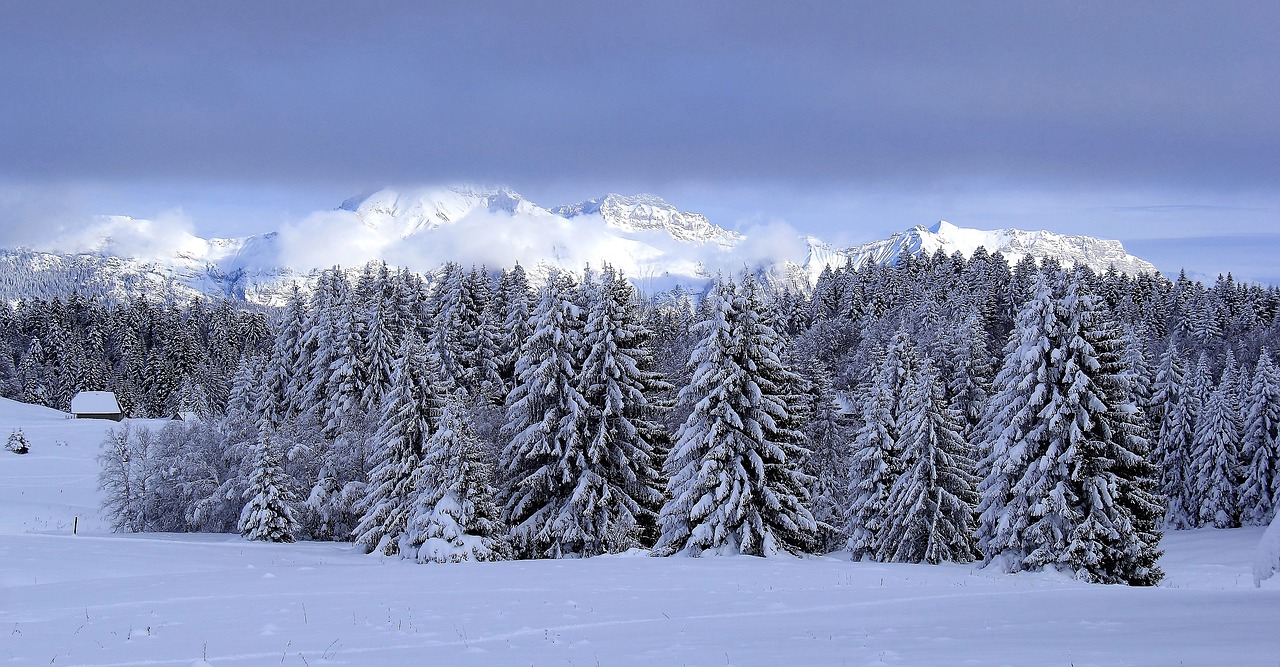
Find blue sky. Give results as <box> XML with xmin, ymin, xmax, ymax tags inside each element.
<box><xmin>1</xmin><ymin>2</ymin><xmax>1277</xmax><ymax>283</ymax></box>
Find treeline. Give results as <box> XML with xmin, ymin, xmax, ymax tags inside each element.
<box><xmin>0</xmin><ymin>292</ymin><xmax>270</xmax><ymax>416</ymax></box>
<box><xmin>81</xmin><ymin>251</ymin><xmax>1280</xmax><ymax>585</ymax></box>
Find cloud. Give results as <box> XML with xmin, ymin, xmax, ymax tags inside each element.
<box><xmin>1124</xmin><ymin>234</ymin><xmax>1280</xmax><ymax>286</ymax></box>
<box><xmin>41</xmin><ymin>209</ymin><xmax>210</xmax><ymax>261</ymax></box>
<box><xmin>720</xmin><ymin>220</ymin><xmax>810</xmax><ymax>273</ymax></box>
<box><xmin>277</xmin><ymin>209</ymin><xmax>387</xmax><ymax>271</ymax></box>
<box><xmin>272</xmin><ymin>189</ymin><xmax>812</xmax><ymax>283</ymax></box>
<box><xmin>1</xmin><ymin>3</ymin><xmax>1276</xmax><ymax>195</ymax></box>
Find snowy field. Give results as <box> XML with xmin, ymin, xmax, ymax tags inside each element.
<box><xmin>3</xmin><ymin>397</ymin><xmax>1279</xmax><ymax>666</ymax></box>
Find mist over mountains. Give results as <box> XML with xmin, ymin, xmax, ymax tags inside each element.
<box><xmin>1</xmin><ymin>185</ymin><xmax>1159</xmax><ymax>304</ymax></box>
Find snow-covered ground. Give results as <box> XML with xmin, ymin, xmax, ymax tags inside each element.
<box><xmin>3</xmin><ymin>397</ymin><xmax>1278</xmax><ymax>666</ymax></box>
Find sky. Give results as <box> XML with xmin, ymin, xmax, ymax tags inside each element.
<box><xmin>1</xmin><ymin>1</ymin><xmax>1277</xmax><ymax>282</ymax></box>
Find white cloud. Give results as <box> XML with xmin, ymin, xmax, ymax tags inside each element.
<box><xmin>42</xmin><ymin>210</ymin><xmax>210</xmax><ymax>261</ymax></box>
<box><xmin>277</xmin><ymin>209</ymin><xmax>388</xmax><ymax>271</ymax></box>
<box><xmin>271</xmin><ymin>198</ymin><xmax>781</xmax><ymax>283</ymax></box>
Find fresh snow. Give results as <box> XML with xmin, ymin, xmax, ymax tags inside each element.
<box><xmin>3</xmin><ymin>396</ymin><xmax>1278</xmax><ymax>665</ymax></box>
<box><xmin>1255</xmin><ymin>513</ymin><xmax>1280</xmax><ymax>587</ymax></box>
<box><xmin>69</xmin><ymin>391</ymin><xmax>122</xmax><ymax>416</ymax></box>
<box><xmin>802</xmin><ymin>219</ymin><xmax>1158</xmax><ymax>285</ymax></box>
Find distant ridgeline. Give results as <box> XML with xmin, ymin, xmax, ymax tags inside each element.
<box><xmin>0</xmin><ymin>248</ymin><xmax>200</xmax><ymax>304</ymax></box>
<box><xmin>4</xmin><ymin>251</ymin><xmax>1272</xmax><ymax>584</ymax></box>
<box><xmin>0</xmin><ymin>248</ymin><xmax>305</xmax><ymax>306</ymax></box>
<box><xmin>0</xmin><ymin>187</ymin><xmax>1172</xmax><ymax>306</ymax></box>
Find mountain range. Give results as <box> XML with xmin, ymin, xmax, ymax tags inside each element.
<box><xmin>0</xmin><ymin>186</ymin><xmax>1159</xmax><ymax>305</ymax></box>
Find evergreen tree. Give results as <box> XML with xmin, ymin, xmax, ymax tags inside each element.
<box><xmin>324</xmin><ymin>298</ymin><xmax>369</xmax><ymax>437</ymax></box>
<box><xmin>572</xmin><ymin>266</ymin><xmax>666</xmax><ymax>554</ymax></box>
<box><xmin>1192</xmin><ymin>386</ymin><xmax>1243</xmax><ymax>528</ymax></box>
<box><xmin>353</xmin><ymin>333</ymin><xmax>435</xmax><ymax>555</ymax></box>
<box><xmin>360</xmin><ymin>285</ymin><xmax>400</xmax><ymax>414</ymax></box>
<box><xmin>877</xmin><ymin>358</ymin><xmax>980</xmax><ymax>564</ymax></box>
<box><xmin>1063</xmin><ymin>286</ymin><xmax>1164</xmax><ymax>585</ymax></box>
<box><xmin>1241</xmin><ymin>351</ymin><xmax>1280</xmax><ymax>525</ymax></box>
<box><xmin>943</xmin><ymin>309</ymin><xmax>992</xmax><ymax>437</ymax></box>
<box><xmin>405</xmin><ymin>393</ymin><xmax>511</xmax><ymax>563</ymax></box>
<box><xmin>238</xmin><ymin>427</ymin><xmax>299</xmax><ymax>543</ymax></box>
<box><xmin>496</xmin><ymin>263</ymin><xmax>533</xmax><ymax>392</ymax></box>
<box><xmin>978</xmin><ymin>274</ymin><xmax>1074</xmax><ymax>572</ymax></box>
<box><xmin>1154</xmin><ymin>348</ymin><xmax>1199</xmax><ymax>529</ymax></box>
<box><xmin>655</xmin><ymin>275</ymin><xmax>816</xmax><ymax>557</ymax></box>
<box><xmin>797</xmin><ymin>357</ymin><xmax>853</xmax><ymax>553</ymax></box>
<box><xmin>463</xmin><ymin>267</ymin><xmax>505</xmax><ymax>402</ymax></box>
<box><xmin>845</xmin><ymin>326</ymin><xmax>915</xmax><ymax>560</ymax></box>
<box><xmin>978</xmin><ymin>273</ymin><xmax>1163</xmax><ymax>584</ymax></box>
<box><xmin>427</xmin><ymin>262</ymin><xmax>479</xmax><ymax>393</ymax></box>
<box><xmin>18</xmin><ymin>338</ymin><xmax>48</xmax><ymax>406</ymax></box>
<box><xmin>501</xmin><ymin>271</ymin><xmax>594</xmax><ymax>557</ymax></box>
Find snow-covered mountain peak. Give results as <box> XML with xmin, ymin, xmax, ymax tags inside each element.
<box><xmin>807</xmin><ymin>221</ymin><xmax>1158</xmax><ymax>281</ymax></box>
<box><xmin>929</xmin><ymin>219</ymin><xmax>958</xmax><ymax>234</ymax></box>
<box><xmin>1</xmin><ymin>186</ymin><xmax>1170</xmax><ymax>306</ymax></box>
<box><xmin>338</xmin><ymin>185</ymin><xmax>549</xmax><ymax>239</ymax></box>
<box><xmin>552</xmin><ymin>194</ymin><xmax>743</xmax><ymax>247</ymax></box>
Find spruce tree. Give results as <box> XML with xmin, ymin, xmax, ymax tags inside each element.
<box><xmin>1063</xmin><ymin>286</ymin><xmax>1163</xmax><ymax>585</ymax></box>
<box><xmin>877</xmin><ymin>358</ymin><xmax>980</xmax><ymax>564</ymax></box>
<box><xmin>978</xmin><ymin>273</ymin><xmax>1076</xmax><ymax>572</ymax></box>
<box><xmin>978</xmin><ymin>272</ymin><xmax>1164</xmax><ymax>584</ymax></box>
<box><xmin>845</xmin><ymin>325</ymin><xmax>915</xmax><ymax>560</ymax></box>
<box><xmin>501</xmin><ymin>271</ymin><xmax>594</xmax><ymax>557</ymax></box>
<box><xmin>1192</xmin><ymin>385</ymin><xmax>1243</xmax><ymax>528</ymax></box>
<box><xmin>496</xmin><ymin>263</ymin><xmax>533</xmax><ymax>392</ymax></box>
<box><xmin>573</xmin><ymin>266</ymin><xmax>666</xmax><ymax>554</ymax></box>
<box><xmin>1155</xmin><ymin>354</ymin><xmax>1198</xmax><ymax>530</ymax></box>
<box><xmin>655</xmin><ymin>275</ymin><xmax>816</xmax><ymax>557</ymax></box>
<box><xmin>797</xmin><ymin>357</ymin><xmax>853</xmax><ymax>553</ymax></box>
<box><xmin>353</xmin><ymin>333</ymin><xmax>435</xmax><ymax>555</ymax></box>
<box><xmin>360</xmin><ymin>286</ymin><xmax>400</xmax><ymax>414</ymax></box>
<box><xmin>238</xmin><ymin>427</ymin><xmax>299</xmax><ymax>543</ymax></box>
<box><xmin>1241</xmin><ymin>351</ymin><xmax>1280</xmax><ymax>525</ymax></box>
<box><xmin>405</xmin><ymin>393</ymin><xmax>511</xmax><ymax>563</ymax></box>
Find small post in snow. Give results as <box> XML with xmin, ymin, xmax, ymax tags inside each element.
<box><xmin>73</xmin><ymin>516</ymin><xmax>78</xmax><ymax>536</ymax></box>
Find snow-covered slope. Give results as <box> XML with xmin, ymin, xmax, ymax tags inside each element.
<box><xmin>0</xmin><ymin>396</ymin><xmax>175</xmax><ymax>535</ymax></box>
<box><xmin>0</xmin><ymin>188</ymin><xmax>1162</xmax><ymax>304</ymax></box>
<box><xmin>339</xmin><ymin>185</ymin><xmax>553</xmax><ymax>237</ymax></box>
<box><xmin>552</xmin><ymin>193</ymin><xmax>743</xmax><ymax>247</ymax></box>
<box><xmin>2</xmin><ymin>395</ymin><xmax>1278</xmax><ymax>665</ymax></box>
<box><xmin>801</xmin><ymin>220</ymin><xmax>1158</xmax><ymax>284</ymax></box>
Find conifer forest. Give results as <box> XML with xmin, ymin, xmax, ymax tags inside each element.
<box><xmin>8</xmin><ymin>252</ymin><xmax>1280</xmax><ymax>586</ymax></box>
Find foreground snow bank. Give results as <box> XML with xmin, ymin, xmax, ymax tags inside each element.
<box><xmin>0</xmin><ymin>396</ymin><xmax>170</xmax><ymax>535</ymax></box>
<box><xmin>3</xmin><ymin>396</ymin><xmax>1278</xmax><ymax>665</ymax></box>
<box><xmin>1255</xmin><ymin>513</ymin><xmax>1280</xmax><ymax>587</ymax></box>
<box><xmin>2</xmin><ymin>528</ymin><xmax>1278</xmax><ymax>666</ymax></box>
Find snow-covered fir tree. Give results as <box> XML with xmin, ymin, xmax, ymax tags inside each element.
<box><xmin>405</xmin><ymin>392</ymin><xmax>511</xmax><ymax>563</ymax></box>
<box><xmin>571</xmin><ymin>265</ymin><xmax>666</xmax><ymax>554</ymax></box>
<box><xmin>353</xmin><ymin>333</ymin><xmax>436</xmax><ymax>555</ymax></box>
<box><xmin>238</xmin><ymin>427</ymin><xmax>299</xmax><ymax>543</ymax></box>
<box><xmin>1241</xmin><ymin>350</ymin><xmax>1280</xmax><ymax>525</ymax></box>
<box><xmin>846</xmin><ymin>325</ymin><xmax>916</xmax><ymax>560</ymax></box>
<box><xmin>795</xmin><ymin>357</ymin><xmax>853</xmax><ymax>553</ymax></box>
<box><xmin>978</xmin><ymin>272</ymin><xmax>1163</xmax><ymax>584</ymax></box>
<box><xmin>877</xmin><ymin>357</ymin><xmax>980</xmax><ymax>564</ymax></box>
<box><xmin>501</xmin><ymin>271</ymin><xmax>596</xmax><ymax>558</ymax></box>
<box><xmin>1192</xmin><ymin>385</ymin><xmax>1243</xmax><ymax>528</ymax></box>
<box><xmin>655</xmin><ymin>274</ymin><xmax>816</xmax><ymax>557</ymax></box>
<box><xmin>1061</xmin><ymin>281</ymin><xmax>1163</xmax><ymax>585</ymax></box>
<box><xmin>1152</xmin><ymin>343</ymin><xmax>1198</xmax><ymax>529</ymax></box>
